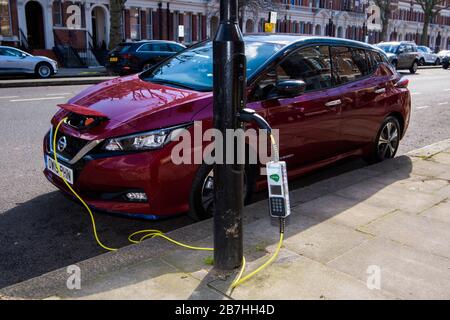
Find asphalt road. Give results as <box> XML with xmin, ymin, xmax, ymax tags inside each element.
<box><xmin>0</xmin><ymin>67</ymin><xmax>449</xmax><ymax>289</ymax></box>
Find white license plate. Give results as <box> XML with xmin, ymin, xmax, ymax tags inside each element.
<box><xmin>46</xmin><ymin>155</ymin><xmax>74</xmax><ymax>184</ymax></box>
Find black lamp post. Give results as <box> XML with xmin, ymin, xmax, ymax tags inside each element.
<box><xmin>212</xmin><ymin>0</ymin><xmax>246</xmax><ymax>271</ymax></box>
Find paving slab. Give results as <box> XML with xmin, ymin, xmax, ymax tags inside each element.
<box><xmin>360</xmin><ymin>211</ymin><xmax>450</xmax><ymax>259</ymax></box>
<box><xmin>328</xmin><ymin>238</ymin><xmax>450</xmax><ymax>299</ymax></box>
<box><xmin>224</xmin><ymin>249</ymin><xmax>391</xmax><ymax>300</ymax></box>
<box><xmin>420</xmin><ymin>199</ymin><xmax>450</xmax><ymax>224</ymax></box>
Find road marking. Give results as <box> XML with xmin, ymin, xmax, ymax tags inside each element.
<box><xmin>46</xmin><ymin>93</ymin><xmax>71</xmax><ymax>96</ymax></box>
<box><xmin>417</xmin><ymin>106</ymin><xmax>431</xmax><ymax>110</ymax></box>
<box><xmin>438</xmin><ymin>102</ymin><xmax>449</xmax><ymax>105</ymax></box>
<box><xmin>0</xmin><ymin>96</ymin><xmax>19</xmax><ymax>99</ymax></box>
<box><xmin>411</xmin><ymin>92</ymin><xmax>422</xmax><ymax>95</ymax></box>
<box><xmin>445</xmin><ymin>89</ymin><xmax>450</xmax><ymax>91</ymax></box>
<box><xmin>10</xmin><ymin>96</ymin><xmax>66</xmax><ymax>102</ymax></box>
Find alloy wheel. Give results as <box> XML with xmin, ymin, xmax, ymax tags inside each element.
<box><xmin>377</xmin><ymin>121</ymin><xmax>399</xmax><ymax>160</ymax></box>
<box><xmin>39</xmin><ymin>65</ymin><xmax>51</xmax><ymax>78</ymax></box>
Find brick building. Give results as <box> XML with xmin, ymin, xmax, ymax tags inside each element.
<box><xmin>1</xmin><ymin>0</ymin><xmax>449</xmax><ymax>66</ymax></box>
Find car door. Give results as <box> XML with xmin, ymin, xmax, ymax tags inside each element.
<box><xmin>0</xmin><ymin>47</ymin><xmax>26</xmax><ymax>74</ymax></box>
<box><xmin>334</xmin><ymin>47</ymin><xmax>392</xmax><ymax>151</ymax></box>
<box><xmin>247</xmin><ymin>45</ymin><xmax>342</xmax><ymax>169</ymax></box>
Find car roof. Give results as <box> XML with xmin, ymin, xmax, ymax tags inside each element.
<box><xmin>120</xmin><ymin>40</ymin><xmax>184</xmax><ymax>45</ymax></box>
<box><xmin>243</xmin><ymin>33</ymin><xmax>381</xmax><ymax>51</ymax></box>
<box><xmin>378</xmin><ymin>41</ymin><xmax>416</xmax><ymax>45</ymax></box>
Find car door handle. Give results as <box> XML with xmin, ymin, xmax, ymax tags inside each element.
<box><xmin>325</xmin><ymin>99</ymin><xmax>342</xmax><ymax>107</ymax></box>
<box><xmin>374</xmin><ymin>88</ymin><xmax>386</xmax><ymax>94</ymax></box>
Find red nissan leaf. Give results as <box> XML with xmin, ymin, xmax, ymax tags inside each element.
<box><xmin>43</xmin><ymin>35</ymin><xmax>411</xmax><ymax>220</ymax></box>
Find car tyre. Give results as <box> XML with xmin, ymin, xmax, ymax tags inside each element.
<box><xmin>419</xmin><ymin>58</ymin><xmax>425</xmax><ymax>66</ymax></box>
<box><xmin>409</xmin><ymin>61</ymin><xmax>418</xmax><ymax>74</ymax></box>
<box><xmin>391</xmin><ymin>60</ymin><xmax>398</xmax><ymax>69</ymax></box>
<box><xmin>443</xmin><ymin>60</ymin><xmax>449</xmax><ymax>69</ymax></box>
<box><xmin>365</xmin><ymin>116</ymin><xmax>401</xmax><ymax>164</ymax></box>
<box><xmin>35</xmin><ymin>62</ymin><xmax>53</xmax><ymax>79</ymax></box>
<box><xmin>435</xmin><ymin>58</ymin><xmax>441</xmax><ymax>66</ymax></box>
<box><xmin>188</xmin><ymin>163</ymin><xmax>255</xmax><ymax>221</ymax></box>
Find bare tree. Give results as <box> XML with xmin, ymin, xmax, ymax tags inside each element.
<box><xmin>109</xmin><ymin>0</ymin><xmax>127</xmax><ymax>49</ymax></box>
<box><xmin>416</xmin><ymin>0</ymin><xmax>450</xmax><ymax>46</ymax></box>
<box><xmin>373</xmin><ymin>0</ymin><xmax>395</xmax><ymax>42</ymax></box>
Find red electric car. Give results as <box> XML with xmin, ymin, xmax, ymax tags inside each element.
<box><xmin>43</xmin><ymin>35</ymin><xmax>411</xmax><ymax>220</ymax></box>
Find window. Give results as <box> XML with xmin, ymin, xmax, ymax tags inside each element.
<box><xmin>367</xmin><ymin>50</ymin><xmax>385</xmax><ymax>73</ymax></box>
<box><xmin>0</xmin><ymin>0</ymin><xmax>11</xmax><ymax>36</ymax></box>
<box><xmin>130</xmin><ymin>8</ymin><xmax>141</xmax><ymax>40</ymax></box>
<box><xmin>331</xmin><ymin>46</ymin><xmax>369</xmax><ymax>85</ymax></box>
<box><xmin>53</xmin><ymin>0</ymin><xmax>63</xmax><ymax>26</ymax></box>
<box><xmin>0</xmin><ymin>47</ymin><xmax>24</xmax><ymax>57</ymax></box>
<box><xmin>169</xmin><ymin>44</ymin><xmax>184</xmax><ymax>52</ymax></box>
<box><xmin>138</xmin><ymin>43</ymin><xmax>170</xmax><ymax>52</ymax></box>
<box><xmin>142</xmin><ymin>41</ymin><xmax>283</xmax><ymax>92</ymax></box>
<box><xmin>254</xmin><ymin>46</ymin><xmax>332</xmax><ymax>100</ymax></box>
<box><xmin>146</xmin><ymin>9</ymin><xmax>153</xmax><ymax>40</ymax></box>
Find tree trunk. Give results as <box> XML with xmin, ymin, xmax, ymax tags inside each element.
<box><xmin>109</xmin><ymin>0</ymin><xmax>125</xmax><ymax>50</ymax></box>
<box><xmin>421</xmin><ymin>15</ymin><xmax>430</xmax><ymax>46</ymax></box>
<box><xmin>380</xmin><ymin>17</ymin><xmax>389</xmax><ymax>41</ymax></box>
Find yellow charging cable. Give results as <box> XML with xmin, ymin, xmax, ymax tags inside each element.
<box><xmin>52</xmin><ymin>118</ymin><xmax>284</xmax><ymax>289</ymax></box>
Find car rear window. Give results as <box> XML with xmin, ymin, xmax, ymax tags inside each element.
<box><xmin>331</xmin><ymin>46</ymin><xmax>368</xmax><ymax>85</ymax></box>
<box><xmin>111</xmin><ymin>44</ymin><xmax>133</xmax><ymax>53</ymax></box>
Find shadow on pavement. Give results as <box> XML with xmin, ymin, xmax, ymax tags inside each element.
<box><xmin>0</xmin><ymin>190</ymin><xmax>192</xmax><ymax>289</ymax></box>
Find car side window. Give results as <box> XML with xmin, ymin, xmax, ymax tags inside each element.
<box><xmin>150</xmin><ymin>43</ymin><xmax>170</xmax><ymax>51</ymax></box>
<box><xmin>253</xmin><ymin>45</ymin><xmax>332</xmax><ymax>100</ymax></box>
<box><xmin>138</xmin><ymin>44</ymin><xmax>152</xmax><ymax>52</ymax></box>
<box><xmin>169</xmin><ymin>44</ymin><xmax>183</xmax><ymax>52</ymax></box>
<box><xmin>0</xmin><ymin>48</ymin><xmax>21</xmax><ymax>57</ymax></box>
<box><xmin>330</xmin><ymin>46</ymin><xmax>368</xmax><ymax>85</ymax></box>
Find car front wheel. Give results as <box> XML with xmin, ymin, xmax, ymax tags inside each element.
<box><xmin>35</xmin><ymin>62</ymin><xmax>53</xmax><ymax>79</ymax></box>
<box><xmin>435</xmin><ymin>58</ymin><xmax>441</xmax><ymax>65</ymax></box>
<box><xmin>409</xmin><ymin>61</ymin><xmax>418</xmax><ymax>74</ymax></box>
<box><xmin>188</xmin><ymin>164</ymin><xmax>255</xmax><ymax>221</ymax></box>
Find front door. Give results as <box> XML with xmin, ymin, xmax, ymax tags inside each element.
<box><xmin>248</xmin><ymin>45</ymin><xmax>341</xmax><ymax>170</ymax></box>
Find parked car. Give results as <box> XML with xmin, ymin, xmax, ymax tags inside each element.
<box><xmin>443</xmin><ymin>56</ymin><xmax>450</xmax><ymax>69</ymax></box>
<box><xmin>44</xmin><ymin>35</ymin><xmax>411</xmax><ymax>220</ymax></box>
<box><xmin>0</xmin><ymin>45</ymin><xmax>58</xmax><ymax>78</ymax></box>
<box><xmin>438</xmin><ymin>50</ymin><xmax>450</xmax><ymax>69</ymax></box>
<box><xmin>417</xmin><ymin>46</ymin><xmax>441</xmax><ymax>65</ymax></box>
<box><xmin>105</xmin><ymin>40</ymin><xmax>186</xmax><ymax>75</ymax></box>
<box><xmin>376</xmin><ymin>41</ymin><xmax>420</xmax><ymax>73</ymax></box>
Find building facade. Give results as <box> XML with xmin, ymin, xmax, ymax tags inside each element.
<box><xmin>1</xmin><ymin>0</ymin><xmax>449</xmax><ymax>64</ymax></box>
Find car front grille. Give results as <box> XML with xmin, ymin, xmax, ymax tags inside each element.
<box><xmin>48</xmin><ymin>127</ymin><xmax>90</xmax><ymax>161</ymax></box>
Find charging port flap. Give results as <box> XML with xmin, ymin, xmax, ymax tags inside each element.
<box><xmin>57</xmin><ymin>103</ymin><xmax>109</xmax><ymax>119</ymax></box>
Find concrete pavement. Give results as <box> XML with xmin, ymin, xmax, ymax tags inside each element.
<box><xmin>1</xmin><ymin>139</ymin><xmax>449</xmax><ymax>300</ymax></box>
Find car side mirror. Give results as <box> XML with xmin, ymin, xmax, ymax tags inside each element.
<box><xmin>20</xmin><ymin>53</ymin><xmax>27</xmax><ymax>58</ymax></box>
<box><xmin>397</xmin><ymin>48</ymin><xmax>404</xmax><ymax>54</ymax></box>
<box><xmin>275</xmin><ymin>80</ymin><xmax>306</xmax><ymax>97</ymax></box>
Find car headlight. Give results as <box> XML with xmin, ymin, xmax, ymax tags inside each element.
<box><xmin>102</xmin><ymin>124</ymin><xmax>190</xmax><ymax>152</ymax></box>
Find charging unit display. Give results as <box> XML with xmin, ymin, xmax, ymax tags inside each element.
<box><xmin>266</xmin><ymin>161</ymin><xmax>291</xmax><ymax>218</ymax></box>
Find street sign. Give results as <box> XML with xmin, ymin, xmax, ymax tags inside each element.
<box><xmin>264</xmin><ymin>23</ymin><xmax>276</xmax><ymax>33</ymax></box>
<box><xmin>178</xmin><ymin>25</ymin><xmax>185</xmax><ymax>38</ymax></box>
<box><xmin>269</xmin><ymin>11</ymin><xmax>277</xmax><ymax>24</ymax></box>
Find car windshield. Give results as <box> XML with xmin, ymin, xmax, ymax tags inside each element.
<box><xmin>377</xmin><ymin>44</ymin><xmax>399</xmax><ymax>54</ymax></box>
<box><xmin>141</xmin><ymin>41</ymin><xmax>284</xmax><ymax>92</ymax></box>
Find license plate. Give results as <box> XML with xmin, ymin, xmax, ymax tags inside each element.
<box><xmin>46</xmin><ymin>155</ymin><xmax>74</xmax><ymax>184</ymax></box>
<box><xmin>109</xmin><ymin>57</ymin><xmax>118</xmax><ymax>62</ymax></box>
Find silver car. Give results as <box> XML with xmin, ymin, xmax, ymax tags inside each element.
<box><xmin>417</xmin><ymin>46</ymin><xmax>441</xmax><ymax>65</ymax></box>
<box><xmin>376</xmin><ymin>41</ymin><xmax>420</xmax><ymax>74</ymax></box>
<box><xmin>0</xmin><ymin>46</ymin><xmax>58</xmax><ymax>78</ymax></box>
